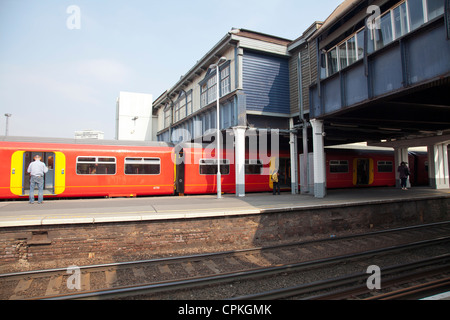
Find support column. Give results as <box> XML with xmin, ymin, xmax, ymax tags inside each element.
<box><xmin>394</xmin><ymin>147</ymin><xmax>410</xmax><ymax>188</ymax></box>
<box><xmin>311</xmin><ymin>119</ymin><xmax>326</xmax><ymax>198</ymax></box>
<box><xmin>233</xmin><ymin>126</ymin><xmax>246</xmax><ymax>197</ymax></box>
<box><xmin>428</xmin><ymin>143</ymin><xmax>449</xmax><ymax>189</ymax></box>
<box><xmin>289</xmin><ymin>118</ymin><xmax>298</xmax><ymax>194</ymax></box>
<box><xmin>300</xmin><ymin>123</ymin><xmax>312</xmax><ymax>194</ymax></box>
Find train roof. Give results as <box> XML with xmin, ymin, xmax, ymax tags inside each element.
<box><xmin>0</xmin><ymin>136</ymin><xmax>174</xmax><ymax>148</ymax></box>
<box><xmin>325</xmin><ymin>143</ymin><xmax>393</xmax><ymax>151</ymax></box>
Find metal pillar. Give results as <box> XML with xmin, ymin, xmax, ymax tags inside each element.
<box><xmin>233</xmin><ymin>126</ymin><xmax>246</xmax><ymax>197</ymax></box>
<box><xmin>428</xmin><ymin>143</ymin><xmax>450</xmax><ymax>189</ymax></box>
<box><xmin>311</xmin><ymin>119</ymin><xmax>326</xmax><ymax>198</ymax></box>
<box><xmin>289</xmin><ymin>118</ymin><xmax>298</xmax><ymax>194</ymax></box>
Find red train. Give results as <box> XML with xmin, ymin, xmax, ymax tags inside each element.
<box><xmin>0</xmin><ymin>137</ymin><xmax>428</xmax><ymax>200</ymax></box>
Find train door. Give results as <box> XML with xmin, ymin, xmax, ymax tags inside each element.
<box><xmin>23</xmin><ymin>152</ymin><xmax>55</xmax><ymax>195</ymax></box>
<box><xmin>175</xmin><ymin>149</ymin><xmax>185</xmax><ymax>195</ymax></box>
<box><xmin>353</xmin><ymin>158</ymin><xmax>374</xmax><ymax>186</ymax></box>
<box><xmin>10</xmin><ymin>151</ymin><xmax>66</xmax><ymax>196</ymax></box>
<box><xmin>279</xmin><ymin>158</ymin><xmax>291</xmax><ymax>189</ymax></box>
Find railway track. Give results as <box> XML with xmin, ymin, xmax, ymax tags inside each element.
<box><xmin>1</xmin><ymin>221</ymin><xmax>449</xmax><ymax>300</ymax></box>
<box><xmin>234</xmin><ymin>254</ymin><xmax>450</xmax><ymax>300</ymax></box>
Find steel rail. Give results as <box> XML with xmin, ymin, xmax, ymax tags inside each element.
<box><xmin>365</xmin><ymin>277</ymin><xmax>450</xmax><ymax>300</ymax></box>
<box><xmin>40</xmin><ymin>235</ymin><xmax>450</xmax><ymax>300</ymax></box>
<box><xmin>230</xmin><ymin>254</ymin><xmax>450</xmax><ymax>300</ymax></box>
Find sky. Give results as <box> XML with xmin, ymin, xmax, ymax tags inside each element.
<box><xmin>0</xmin><ymin>0</ymin><xmax>342</xmax><ymax>139</ymax></box>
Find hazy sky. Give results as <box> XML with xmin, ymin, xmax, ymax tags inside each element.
<box><xmin>0</xmin><ymin>0</ymin><xmax>342</xmax><ymax>139</ymax></box>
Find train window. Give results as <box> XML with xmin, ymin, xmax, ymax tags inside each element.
<box><xmin>76</xmin><ymin>156</ymin><xmax>116</xmax><ymax>175</ymax></box>
<box><xmin>199</xmin><ymin>159</ymin><xmax>230</xmax><ymax>175</ymax></box>
<box><xmin>245</xmin><ymin>159</ymin><xmax>263</xmax><ymax>175</ymax></box>
<box><xmin>329</xmin><ymin>160</ymin><xmax>349</xmax><ymax>173</ymax></box>
<box><xmin>125</xmin><ymin>158</ymin><xmax>160</xmax><ymax>175</ymax></box>
<box><xmin>377</xmin><ymin>161</ymin><xmax>393</xmax><ymax>172</ymax></box>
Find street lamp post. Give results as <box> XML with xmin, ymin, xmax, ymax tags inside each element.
<box><xmin>4</xmin><ymin>113</ymin><xmax>12</xmax><ymax>136</ymax></box>
<box><xmin>209</xmin><ymin>57</ymin><xmax>227</xmax><ymax>199</ymax></box>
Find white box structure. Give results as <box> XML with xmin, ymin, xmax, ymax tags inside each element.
<box><xmin>75</xmin><ymin>130</ymin><xmax>104</xmax><ymax>140</ymax></box>
<box><xmin>116</xmin><ymin>91</ymin><xmax>153</xmax><ymax>141</ymax></box>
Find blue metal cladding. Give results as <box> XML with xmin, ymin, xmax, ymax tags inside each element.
<box><xmin>242</xmin><ymin>50</ymin><xmax>290</xmax><ymax>114</ymax></box>
<box><xmin>311</xmin><ymin>20</ymin><xmax>450</xmax><ymax>119</ymax></box>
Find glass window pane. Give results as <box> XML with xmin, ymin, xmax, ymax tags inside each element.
<box><xmin>339</xmin><ymin>42</ymin><xmax>348</xmax><ymax>69</ymax></box>
<box><xmin>347</xmin><ymin>36</ymin><xmax>357</xmax><ymax>64</ymax></box>
<box><xmin>200</xmin><ymin>159</ymin><xmax>230</xmax><ymax>175</ymax></box>
<box><xmin>408</xmin><ymin>0</ymin><xmax>425</xmax><ymax>30</ymax></box>
<box><xmin>356</xmin><ymin>30</ymin><xmax>364</xmax><ymax>59</ymax></box>
<box><xmin>327</xmin><ymin>48</ymin><xmax>338</xmax><ymax>75</ymax></box>
<box><xmin>427</xmin><ymin>0</ymin><xmax>445</xmax><ymax>20</ymax></box>
<box><xmin>330</xmin><ymin>160</ymin><xmax>349</xmax><ymax>173</ymax></box>
<box><xmin>377</xmin><ymin>161</ymin><xmax>393</xmax><ymax>172</ymax></box>
<box><xmin>394</xmin><ymin>2</ymin><xmax>409</xmax><ymax>39</ymax></box>
<box><xmin>376</xmin><ymin>11</ymin><xmax>393</xmax><ymax>49</ymax></box>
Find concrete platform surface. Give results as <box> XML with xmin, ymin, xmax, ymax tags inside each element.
<box><xmin>0</xmin><ymin>187</ymin><xmax>449</xmax><ymax>227</ymax></box>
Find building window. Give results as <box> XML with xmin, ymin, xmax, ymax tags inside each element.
<box><xmin>408</xmin><ymin>0</ymin><xmax>425</xmax><ymax>31</ymax></box>
<box><xmin>377</xmin><ymin>161</ymin><xmax>393</xmax><ymax>173</ymax></box>
<box><xmin>76</xmin><ymin>157</ymin><xmax>116</xmax><ymax>175</ymax></box>
<box><xmin>125</xmin><ymin>157</ymin><xmax>160</xmax><ymax>175</ymax></box>
<box><xmin>186</xmin><ymin>90</ymin><xmax>193</xmax><ymax>116</ymax></box>
<box><xmin>393</xmin><ymin>2</ymin><xmax>409</xmax><ymax>39</ymax></box>
<box><xmin>327</xmin><ymin>48</ymin><xmax>338</xmax><ymax>76</ymax></box>
<box><xmin>427</xmin><ymin>0</ymin><xmax>445</xmax><ymax>20</ymax></box>
<box><xmin>200</xmin><ymin>63</ymin><xmax>231</xmax><ymax>108</ymax></box>
<box><xmin>199</xmin><ymin>159</ymin><xmax>230</xmax><ymax>175</ymax></box>
<box><xmin>347</xmin><ymin>35</ymin><xmax>357</xmax><ymax>65</ymax></box>
<box><xmin>356</xmin><ymin>29</ymin><xmax>364</xmax><ymax>60</ymax></box>
<box><xmin>174</xmin><ymin>93</ymin><xmax>186</xmax><ymax>123</ymax></box>
<box><xmin>164</xmin><ymin>107</ymin><xmax>171</xmax><ymax>129</ymax></box>
<box><xmin>221</xmin><ymin>65</ymin><xmax>231</xmax><ymax>96</ymax></box>
<box><xmin>329</xmin><ymin>160</ymin><xmax>349</xmax><ymax>173</ymax></box>
<box><xmin>338</xmin><ymin>42</ymin><xmax>348</xmax><ymax>69</ymax></box>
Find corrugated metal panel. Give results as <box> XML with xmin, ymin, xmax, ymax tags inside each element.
<box><xmin>243</xmin><ymin>51</ymin><xmax>290</xmax><ymax>114</ymax></box>
<box><xmin>289</xmin><ymin>50</ymin><xmax>299</xmax><ymax>115</ymax></box>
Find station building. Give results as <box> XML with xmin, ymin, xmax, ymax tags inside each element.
<box><xmin>153</xmin><ymin>0</ymin><xmax>450</xmax><ymax>198</ymax></box>
<box><xmin>152</xmin><ymin>29</ymin><xmax>294</xmax><ymax>197</ymax></box>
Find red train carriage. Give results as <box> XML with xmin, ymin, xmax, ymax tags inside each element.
<box><xmin>0</xmin><ymin>137</ymin><xmax>175</xmax><ymax>199</ymax></box>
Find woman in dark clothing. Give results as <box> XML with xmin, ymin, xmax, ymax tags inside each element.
<box><xmin>397</xmin><ymin>162</ymin><xmax>410</xmax><ymax>190</ymax></box>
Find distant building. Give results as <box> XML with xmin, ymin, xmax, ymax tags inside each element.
<box><xmin>75</xmin><ymin>130</ymin><xmax>104</xmax><ymax>140</ymax></box>
<box><xmin>116</xmin><ymin>91</ymin><xmax>155</xmax><ymax>141</ymax></box>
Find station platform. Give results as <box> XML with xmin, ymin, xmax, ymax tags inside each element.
<box><xmin>0</xmin><ymin>187</ymin><xmax>449</xmax><ymax>228</ymax></box>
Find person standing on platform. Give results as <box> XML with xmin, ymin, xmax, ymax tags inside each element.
<box><xmin>272</xmin><ymin>170</ymin><xmax>280</xmax><ymax>195</ymax></box>
<box><xmin>397</xmin><ymin>161</ymin><xmax>410</xmax><ymax>190</ymax></box>
<box><xmin>27</xmin><ymin>155</ymin><xmax>48</xmax><ymax>204</ymax></box>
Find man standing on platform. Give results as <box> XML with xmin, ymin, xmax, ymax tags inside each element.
<box><xmin>272</xmin><ymin>170</ymin><xmax>280</xmax><ymax>195</ymax></box>
<box><xmin>27</xmin><ymin>155</ymin><xmax>48</xmax><ymax>204</ymax></box>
